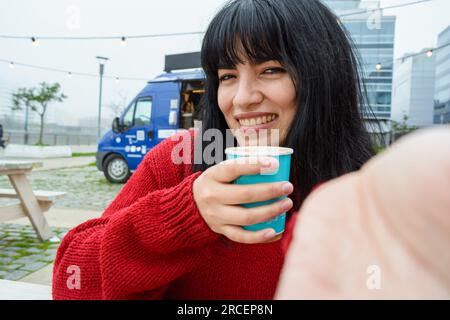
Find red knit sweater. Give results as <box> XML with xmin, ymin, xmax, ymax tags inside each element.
<box><xmin>52</xmin><ymin>130</ymin><xmax>299</xmax><ymax>300</ymax></box>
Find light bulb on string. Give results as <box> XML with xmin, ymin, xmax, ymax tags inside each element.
<box><xmin>31</xmin><ymin>37</ymin><xmax>39</xmax><ymax>47</ymax></box>
<box><xmin>67</xmin><ymin>72</ymin><xmax>72</xmax><ymax>78</ymax></box>
<box><xmin>115</xmin><ymin>77</ymin><xmax>120</xmax><ymax>83</ymax></box>
<box><xmin>426</xmin><ymin>50</ymin><xmax>433</xmax><ymax>57</ymax></box>
<box><xmin>376</xmin><ymin>63</ymin><xmax>382</xmax><ymax>71</ymax></box>
<box><xmin>120</xmin><ymin>37</ymin><xmax>127</xmax><ymax>47</ymax></box>
<box><xmin>9</xmin><ymin>62</ymin><xmax>15</xmax><ymax>69</ymax></box>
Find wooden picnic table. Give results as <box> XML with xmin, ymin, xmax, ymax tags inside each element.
<box><xmin>0</xmin><ymin>160</ymin><xmax>63</xmax><ymax>242</ymax></box>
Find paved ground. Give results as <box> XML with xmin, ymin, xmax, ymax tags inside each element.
<box><xmin>3</xmin><ymin>207</ymin><xmax>103</xmax><ymax>286</ymax></box>
<box><xmin>0</xmin><ymin>224</ymin><xmax>68</xmax><ymax>281</ymax></box>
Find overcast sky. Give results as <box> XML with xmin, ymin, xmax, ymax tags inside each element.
<box><xmin>1</xmin><ymin>0</ymin><xmax>449</xmax><ymax>126</ymax></box>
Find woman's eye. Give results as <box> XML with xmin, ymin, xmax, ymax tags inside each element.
<box><xmin>219</xmin><ymin>74</ymin><xmax>236</xmax><ymax>82</ymax></box>
<box><xmin>263</xmin><ymin>67</ymin><xmax>286</xmax><ymax>75</ymax></box>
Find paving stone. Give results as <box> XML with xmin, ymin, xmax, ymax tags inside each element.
<box><xmin>26</xmin><ymin>247</ymin><xmax>45</xmax><ymax>254</ymax></box>
<box><xmin>0</xmin><ymin>270</ymin><xmax>9</xmax><ymax>278</ymax></box>
<box><xmin>0</xmin><ymin>257</ymin><xmax>14</xmax><ymax>264</ymax></box>
<box><xmin>4</xmin><ymin>270</ymin><xmax>29</xmax><ymax>281</ymax></box>
<box><xmin>21</xmin><ymin>261</ymin><xmax>49</xmax><ymax>272</ymax></box>
<box><xmin>0</xmin><ymin>251</ymin><xmax>19</xmax><ymax>257</ymax></box>
<box><xmin>2</xmin><ymin>237</ymin><xmax>18</xmax><ymax>242</ymax></box>
<box><xmin>4</xmin><ymin>264</ymin><xmax>23</xmax><ymax>271</ymax></box>
<box><xmin>5</xmin><ymin>225</ymin><xmax>22</xmax><ymax>230</ymax></box>
<box><xmin>3</xmin><ymin>246</ymin><xmax>23</xmax><ymax>251</ymax></box>
<box><xmin>13</xmin><ymin>256</ymin><xmax>40</xmax><ymax>265</ymax></box>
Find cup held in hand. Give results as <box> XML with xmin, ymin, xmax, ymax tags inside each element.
<box><xmin>225</xmin><ymin>146</ymin><xmax>294</xmax><ymax>235</ymax></box>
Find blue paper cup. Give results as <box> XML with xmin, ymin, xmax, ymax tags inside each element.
<box><xmin>225</xmin><ymin>146</ymin><xmax>294</xmax><ymax>235</ymax></box>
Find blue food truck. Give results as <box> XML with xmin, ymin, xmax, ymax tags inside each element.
<box><xmin>96</xmin><ymin>52</ymin><xmax>205</xmax><ymax>183</ymax></box>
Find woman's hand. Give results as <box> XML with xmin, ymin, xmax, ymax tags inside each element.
<box><xmin>193</xmin><ymin>157</ymin><xmax>294</xmax><ymax>244</ymax></box>
<box><xmin>276</xmin><ymin>128</ymin><xmax>450</xmax><ymax>299</ymax></box>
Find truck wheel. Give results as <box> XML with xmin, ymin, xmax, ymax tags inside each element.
<box><xmin>103</xmin><ymin>154</ymin><xmax>130</xmax><ymax>184</ymax></box>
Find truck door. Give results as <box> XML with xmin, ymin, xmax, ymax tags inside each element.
<box><xmin>121</xmin><ymin>96</ymin><xmax>154</xmax><ymax>170</ymax></box>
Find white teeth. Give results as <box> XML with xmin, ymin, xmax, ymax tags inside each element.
<box><xmin>238</xmin><ymin>114</ymin><xmax>277</xmax><ymax>126</ymax></box>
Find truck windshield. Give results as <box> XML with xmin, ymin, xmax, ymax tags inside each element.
<box><xmin>134</xmin><ymin>97</ymin><xmax>152</xmax><ymax>126</ymax></box>
<box><xmin>123</xmin><ymin>97</ymin><xmax>153</xmax><ymax>128</ymax></box>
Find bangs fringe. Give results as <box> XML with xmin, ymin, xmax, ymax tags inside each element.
<box><xmin>202</xmin><ymin>0</ymin><xmax>288</xmax><ymax>73</ymax></box>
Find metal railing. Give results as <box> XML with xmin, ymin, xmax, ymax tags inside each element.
<box><xmin>3</xmin><ymin>131</ymin><xmax>99</xmax><ymax>146</ymax></box>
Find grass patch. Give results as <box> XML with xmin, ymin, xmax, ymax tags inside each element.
<box><xmin>96</xmin><ymin>178</ymin><xmax>113</xmax><ymax>186</ymax></box>
<box><xmin>72</xmin><ymin>152</ymin><xmax>96</xmax><ymax>157</ymax></box>
<box><xmin>13</xmin><ymin>243</ymin><xmax>35</xmax><ymax>248</ymax></box>
<box><xmin>87</xmin><ymin>162</ymin><xmax>97</xmax><ymax>167</ymax></box>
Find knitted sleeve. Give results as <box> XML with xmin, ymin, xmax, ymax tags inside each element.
<box><xmin>52</xmin><ymin>132</ymin><xmax>220</xmax><ymax>299</ymax></box>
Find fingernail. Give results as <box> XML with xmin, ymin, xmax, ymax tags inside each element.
<box><xmin>260</xmin><ymin>158</ymin><xmax>278</xmax><ymax>175</ymax></box>
<box><xmin>264</xmin><ymin>229</ymin><xmax>276</xmax><ymax>238</ymax></box>
<box><xmin>281</xmin><ymin>198</ymin><xmax>292</xmax><ymax>212</ymax></box>
<box><xmin>261</xmin><ymin>158</ymin><xmax>272</xmax><ymax>167</ymax></box>
<box><xmin>282</xmin><ymin>183</ymin><xmax>293</xmax><ymax>194</ymax></box>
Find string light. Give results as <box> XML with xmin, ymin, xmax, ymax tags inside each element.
<box><xmin>67</xmin><ymin>72</ymin><xmax>72</xmax><ymax>78</ymax></box>
<box><xmin>2</xmin><ymin>42</ymin><xmax>449</xmax><ymax>81</ymax></box>
<box><xmin>0</xmin><ymin>58</ymin><xmax>149</xmax><ymax>81</ymax></box>
<box><xmin>120</xmin><ymin>37</ymin><xmax>127</xmax><ymax>47</ymax></box>
<box><xmin>31</xmin><ymin>37</ymin><xmax>39</xmax><ymax>47</ymax></box>
<box><xmin>0</xmin><ymin>0</ymin><xmax>434</xmax><ymax>45</ymax></box>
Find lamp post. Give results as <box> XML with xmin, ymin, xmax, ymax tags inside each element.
<box><xmin>96</xmin><ymin>56</ymin><xmax>109</xmax><ymax>140</ymax></box>
<box><xmin>24</xmin><ymin>103</ymin><xmax>29</xmax><ymax>144</ymax></box>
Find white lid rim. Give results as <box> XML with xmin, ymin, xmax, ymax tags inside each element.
<box><xmin>225</xmin><ymin>147</ymin><xmax>294</xmax><ymax>156</ymax></box>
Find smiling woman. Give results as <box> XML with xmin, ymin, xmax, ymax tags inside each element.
<box><xmin>53</xmin><ymin>0</ymin><xmax>376</xmax><ymax>300</ymax></box>
<box><xmin>195</xmin><ymin>0</ymin><xmax>376</xmax><ymax>207</ymax></box>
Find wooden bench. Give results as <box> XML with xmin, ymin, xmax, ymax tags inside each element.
<box><xmin>0</xmin><ymin>188</ymin><xmax>66</xmax><ymax>216</ymax></box>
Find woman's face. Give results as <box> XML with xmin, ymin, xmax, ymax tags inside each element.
<box><xmin>217</xmin><ymin>59</ymin><xmax>297</xmax><ymax>146</ymax></box>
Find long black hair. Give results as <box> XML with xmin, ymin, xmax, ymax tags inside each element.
<box><xmin>193</xmin><ymin>0</ymin><xmax>376</xmax><ymax>210</ymax></box>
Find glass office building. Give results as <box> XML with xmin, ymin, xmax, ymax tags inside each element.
<box><xmin>322</xmin><ymin>0</ymin><xmax>396</xmax><ymax>124</ymax></box>
<box><xmin>434</xmin><ymin>25</ymin><xmax>450</xmax><ymax>124</ymax></box>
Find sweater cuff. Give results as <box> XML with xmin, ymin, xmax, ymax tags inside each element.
<box><xmin>157</xmin><ymin>171</ymin><xmax>220</xmax><ymax>251</ymax></box>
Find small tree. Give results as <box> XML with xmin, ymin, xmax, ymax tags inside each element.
<box><xmin>12</xmin><ymin>82</ymin><xmax>67</xmax><ymax>145</ymax></box>
<box><xmin>392</xmin><ymin>113</ymin><xmax>418</xmax><ymax>142</ymax></box>
<box><xmin>107</xmin><ymin>92</ymin><xmax>128</xmax><ymax>117</ymax></box>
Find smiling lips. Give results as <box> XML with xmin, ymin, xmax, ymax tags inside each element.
<box><xmin>235</xmin><ymin>112</ymin><xmax>278</xmax><ymax>128</ymax></box>
<box><xmin>238</xmin><ymin>114</ymin><xmax>277</xmax><ymax>126</ymax></box>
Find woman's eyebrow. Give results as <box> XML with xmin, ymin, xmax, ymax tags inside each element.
<box><xmin>217</xmin><ymin>59</ymin><xmax>281</xmax><ymax>70</ymax></box>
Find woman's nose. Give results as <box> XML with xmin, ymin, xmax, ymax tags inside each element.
<box><xmin>232</xmin><ymin>78</ymin><xmax>264</xmax><ymax>109</ymax></box>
